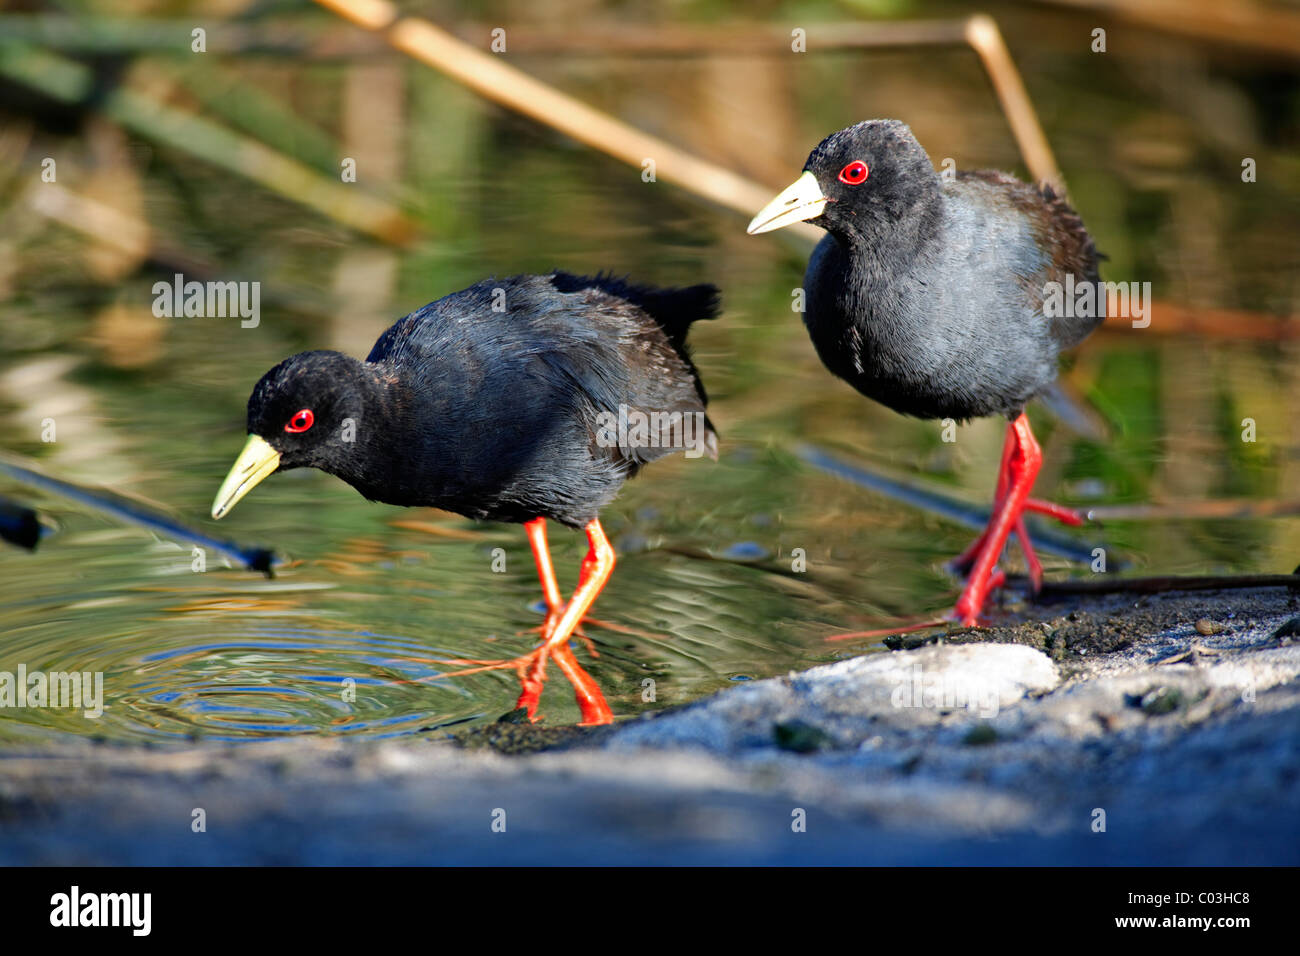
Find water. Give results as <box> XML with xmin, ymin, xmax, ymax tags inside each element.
<box><xmin>2</xmin><ymin>8</ymin><xmax>1297</xmax><ymax>741</ymax></box>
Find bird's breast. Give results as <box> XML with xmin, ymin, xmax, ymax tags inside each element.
<box><xmin>801</xmin><ymin>238</ymin><xmax>1052</xmax><ymax>420</ymax></box>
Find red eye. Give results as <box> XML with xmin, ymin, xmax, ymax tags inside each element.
<box><xmin>838</xmin><ymin>161</ymin><xmax>869</xmax><ymax>185</ymax></box>
<box><xmin>285</xmin><ymin>409</ymin><xmax>314</xmax><ymax>433</ymax></box>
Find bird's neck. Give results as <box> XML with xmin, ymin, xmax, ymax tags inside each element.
<box><xmin>829</xmin><ymin>176</ymin><xmax>944</xmax><ymax>266</ymax></box>
<box><xmin>318</xmin><ymin>367</ymin><xmax>412</xmax><ymax>497</ymax></box>
<box><xmin>803</xmin><ymin>179</ymin><xmax>946</xmax><ymax>379</ymax></box>
<box><xmin>329</xmin><ymin>365</ymin><xmax>466</xmax><ymax>508</ymax></box>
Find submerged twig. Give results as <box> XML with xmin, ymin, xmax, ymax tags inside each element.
<box><xmin>795</xmin><ymin>443</ymin><xmax>1112</xmax><ymax>566</ymax></box>
<box><xmin>0</xmin><ymin>457</ymin><xmax>275</xmax><ymax>575</ymax></box>
<box><xmin>1086</xmin><ymin>499</ymin><xmax>1300</xmax><ymax>521</ymax></box>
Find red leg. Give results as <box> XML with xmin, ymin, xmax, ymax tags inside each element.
<box><xmin>525</xmin><ymin>517</ymin><xmax>564</xmax><ymax>612</ymax></box>
<box><xmin>952</xmin><ymin>413</ymin><xmax>1043</xmax><ymax>626</ymax></box>
<box><xmin>951</xmin><ymin>420</ymin><xmax>1086</xmax><ymax>581</ymax></box>
<box><xmin>518</xmin><ymin>517</ymin><xmax>637</xmax><ymax>656</ymax></box>
<box><xmin>834</xmin><ymin>417</ymin><xmax>1079</xmax><ymax>642</ymax></box>
<box><xmin>515</xmin><ymin>519</ymin><xmax>615</xmax><ymax>726</ymax></box>
<box><xmin>970</xmin><ymin>508</ymin><xmax>1050</xmax><ymax>595</ymax></box>
<box><xmin>515</xmin><ymin>518</ymin><xmax>564</xmax><ymax>714</ymax></box>
<box><xmin>949</xmin><ymin>423</ymin><xmax>1017</xmax><ymax>573</ymax></box>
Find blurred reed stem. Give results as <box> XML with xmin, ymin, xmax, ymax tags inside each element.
<box><xmin>0</xmin><ymin>45</ymin><xmax>418</xmax><ymax>245</ymax></box>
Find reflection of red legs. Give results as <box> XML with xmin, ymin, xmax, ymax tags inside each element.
<box><xmin>512</xmin><ymin>522</ymin><xmax>613</xmax><ymax>723</ymax></box>
<box><xmin>514</xmin><ymin>517</ymin><xmax>614</xmax><ymax>726</ymax></box>
<box><xmin>952</xmin><ymin>414</ymin><xmax>1043</xmax><ymax>626</ymax></box>
<box><xmin>430</xmin><ymin>518</ymin><xmax>615</xmax><ymax>726</ymax></box>
<box><xmin>512</xmin><ymin>517</ymin><xmax>564</xmax><ymax>716</ymax></box>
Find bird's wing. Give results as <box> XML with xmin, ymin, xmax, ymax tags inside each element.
<box><xmin>954</xmin><ymin>170</ymin><xmax>1103</xmax><ymax>348</ymax></box>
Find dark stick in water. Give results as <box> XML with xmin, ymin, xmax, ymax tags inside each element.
<box><xmin>0</xmin><ymin>458</ymin><xmax>276</xmax><ymax>575</ymax></box>
<box><xmin>795</xmin><ymin>443</ymin><xmax>1114</xmax><ymax>568</ymax></box>
<box><xmin>1018</xmin><ymin>572</ymin><xmax>1300</xmax><ymax>599</ymax></box>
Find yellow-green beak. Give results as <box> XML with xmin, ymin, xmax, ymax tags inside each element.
<box><xmin>747</xmin><ymin>171</ymin><xmax>828</xmax><ymax>235</ymax></box>
<box><xmin>211</xmin><ymin>434</ymin><xmax>281</xmax><ymax>520</ymax></box>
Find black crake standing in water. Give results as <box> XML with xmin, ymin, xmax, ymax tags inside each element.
<box><xmin>211</xmin><ymin>272</ymin><xmax>719</xmax><ymax>725</ymax></box>
<box><xmin>748</xmin><ymin>119</ymin><xmax>1102</xmax><ymax>627</ymax></box>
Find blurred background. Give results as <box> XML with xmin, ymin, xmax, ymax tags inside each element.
<box><xmin>0</xmin><ymin>0</ymin><xmax>1297</xmax><ymax>743</ymax></box>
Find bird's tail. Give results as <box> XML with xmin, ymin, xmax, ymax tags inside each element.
<box><xmin>550</xmin><ymin>271</ymin><xmax>720</xmax><ymax>352</ymax></box>
<box><xmin>626</xmin><ymin>281</ymin><xmax>721</xmax><ymax>350</ymax></box>
<box><xmin>550</xmin><ymin>272</ymin><xmax>721</xmax><ymax>450</ymax></box>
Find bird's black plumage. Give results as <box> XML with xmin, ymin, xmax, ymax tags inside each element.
<box><xmin>748</xmin><ymin>119</ymin><xmax>1105</xmax><ymax>626</ymax></box>
<box><xmin>241</xmin><ymin>272</ymin><xmax>718</xmax><ymax>527</ymax></box>
<box><xmin>786</xmin><ymin>119</ymin><xmax>1101</xmax><ymax>420</ymax></box>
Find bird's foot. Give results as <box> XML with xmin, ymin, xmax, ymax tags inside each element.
<box><xmin>515</xmin><ymin>638</ymin><xmax>612</xmax><ymax>726</ymax></box>
<box><xmin>950</xmin><ymin>496</ymin><xmax>1089</xmax><ymax>590</ymax></box>
<box><xmin>426</xmin><ymin>648</ymin><xmax>545</xmax><ymax>681</ymax></box>
<box><xmin>432</xmin><ymin>603</ymin><xmax>576</xmax><ymax>680</ymax></box>
<box><xmin>517</xmin><ymin>610</ymin><xmax>661</xmax><ymax>652</ymax></box>
<box><xmin>946</xmin><ymin>414</ymin><xmax>1064</xmax><ymax>625</ymax></box>
<box><xmin>516</xmin><ymin>606</ymin><xmax>600</xmax><ymax>656</ymax></box>
<box><xmin>438</xmin><ymin>605</ymin><xmax>614</xmax><ymax>726</ymax></box>
<box><xmin>827</xmin><ymin>572</ymin><xmax>1010</xmax><ymax>641</ymax></box>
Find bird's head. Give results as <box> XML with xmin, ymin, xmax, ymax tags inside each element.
<box><xmin>211</xmin><ymin>350</ymin><xmax>372</xmax><ymax>519</ymax></box>
<box><xmin>747</xmin><ymin>119</ymin><xmax>939</xmax><ymax>239</ymax></box>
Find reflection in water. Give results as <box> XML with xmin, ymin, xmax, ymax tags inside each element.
<box><xmin>2</xmin><ymin>382</ymin><xmax>1296</xmax><ymax>744</ymax></box>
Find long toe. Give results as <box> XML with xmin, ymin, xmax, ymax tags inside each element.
<box><xmin>1025</xmin><ymin>497</ymin><xmax>1087</xmax><ymax>527</ymax></box>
